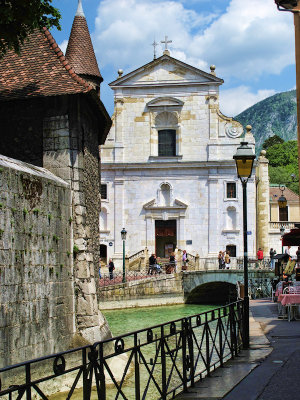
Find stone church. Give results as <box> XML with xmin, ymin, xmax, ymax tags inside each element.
<box><xmin>100</xmin><ymin>46</ymin><xmax>256</xmax><ymax>267</ymax></box>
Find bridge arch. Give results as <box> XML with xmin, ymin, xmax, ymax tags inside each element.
<box><xmin>185</xmin><ymin>281</ymin><xmax>237</xmax><ymax>304</ymax></box>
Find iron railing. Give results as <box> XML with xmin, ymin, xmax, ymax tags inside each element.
<box><xmin>0</xmin><ymin>301</ymin><xmax>244</xmax><ymax>399</ymax></box>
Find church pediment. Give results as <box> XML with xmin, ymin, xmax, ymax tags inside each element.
<box><xmin>110</xmin><ymin>55</ymin><xmax>223</xmax><ymax>88</ymax></box>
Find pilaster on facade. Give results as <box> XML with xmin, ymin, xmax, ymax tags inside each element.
<box><xmin>114</xmin><ymin>178</ymin><xmax>125</xmax><ymax>254</ymax></box>
<box><xmin>256</xmin><ymin>151</ymin><xmax>270</xmax><ymax>253</ymax></box>
<box><xmin>208</xmin><ymin>177</ymin><xmax>219</xmax><ymax>255</ymax></box>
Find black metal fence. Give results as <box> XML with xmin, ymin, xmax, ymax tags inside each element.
<box><xmin>0</xmin><ymin>301</ymin><xmax>244</xmax><ymax>399</ymax></box>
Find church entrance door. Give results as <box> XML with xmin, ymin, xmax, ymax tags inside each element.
<box><xmin>155</xmin><ymin>220</ymin><xmax>177</xmax><ymax>258</ymax></box>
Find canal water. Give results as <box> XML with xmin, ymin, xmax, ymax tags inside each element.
<box><xmin>102</xmin><ymin>303</ymin><xmax>217</xmax><ymax>337</ymax></box>
<box><xmin>51</xmin><ymin>304</ymin><xmax>219</xmax><ymax>399</ymax></box>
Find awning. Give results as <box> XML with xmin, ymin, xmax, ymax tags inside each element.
<box><xmin>282</xmin><ymin>228</ymin><xmax>300</xmax><ymax>246</ymax></box>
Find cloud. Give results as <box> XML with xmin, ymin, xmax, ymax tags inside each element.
<box><xmin>219</xmin><ymin>86</ymin><xmax>276</xmax><ymax>116</ymax></box>
<box><xmin>93</xmin><ymin>0</ymin><xmax>294</xmax><ymax>82</ymax></box>
<box><xmin>59</xmin><ymin>39</ymin><xmax>68</xmax><ymax>55</ymax></box>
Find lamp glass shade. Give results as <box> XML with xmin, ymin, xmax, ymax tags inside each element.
<box><xmin>280</xmin><ymin>227</ymin><xmax>285</xmax><ymax>235</ymax></box>
<box><xmin>235</xmin><ymin>158</ymin><xmax>255</xmax><ymax>179</ymax></box>
<box><xmin>121</xmin><ymin>228</ymin><xmax>127</xmax><ymax>240</ymax></box>
<box><xmin>278</xmin><ymin>195</ymin><xmax>287</xmax><ymax>208</ymax></box>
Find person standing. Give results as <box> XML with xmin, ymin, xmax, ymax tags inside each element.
<box><xmin>225</xmin><ymin>251</ymin><xmax>230</xmax><ymax>269</ymax></box>
<box><xmin>269</xmin><ymin>248</ymin><xmax>276</xmax><ymax>270</ymax></box>
<box><xmin>285</xmin><ymin>246</ymin><xmax>291</xmax><ymax>259</ymax></box>
<box><xmin>182</xmin><ymin>250</ymin><xmax>188</xmax><ymax>270</ymax></box>
<box><xmin>257</xmin><ymin>247</ymin><xmax>264</xmax><ymax>269</ymax></box>
<box><xmin>218</xmin><ymin>251</ymin><xmax>223</xmax><ymax>269</ymax></box>
<box><xmin>169</xmin><ymin>252</ymin><xmax>176</xmax><ymax>273</ymax></box>
<box><xmin>108</xmin><ymin>258</ymin><xmax>115</xmax><ymax>280</ymax></box>
<box><xmin>148</xmin><ymin>253</ymin><xmax>156</xmax><ymax>275</ymax></box>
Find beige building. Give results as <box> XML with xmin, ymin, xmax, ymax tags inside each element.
<box><xmin>256</xmin><ymin>150</ymin><xmax>300</xmax><ymax>255</ymax></box>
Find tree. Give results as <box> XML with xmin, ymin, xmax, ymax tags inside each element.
<box><xmin>266</xmin><ymin>140</ymin><xmax>298</xmax><ymax>168</ymax></box>
<box><xmin>262</xmin><ymin>135</ymin><xmax>284</xmax><ymax>150</ymax></box>
<box><xmin>0</xmin><ymin>0</ymin><xmax>61</xmax><ymax>58</ymax></box>
<box><xmin>266</xmin><ymin>140</ymin><xmax>299</xmax><ymax>194</ymax></box>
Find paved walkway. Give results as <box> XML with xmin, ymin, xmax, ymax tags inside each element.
<box><xmin>176</xmin><ymin>299</ymin><xmax>300</xmax><ymax>400</ymax></box>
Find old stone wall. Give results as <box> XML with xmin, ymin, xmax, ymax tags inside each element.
<box><xmin>98</xmin><ymin>275</ymin><xmax>184</xmax><ymax>310</ymax></box>
<box><xmin>42</xmin><ymin>96</ymin><xmax>111</xmax><ymax>344</ymax></box>
<box><xmin>0</xmin><ymin>155</ymin><xmax>74</xmax><ymax>368</ymax></box>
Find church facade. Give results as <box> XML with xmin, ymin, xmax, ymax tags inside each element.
<box><xmin>100</xmin><ymin>50</ymin><xmax>256</xmax><ymax>266</ymax></box>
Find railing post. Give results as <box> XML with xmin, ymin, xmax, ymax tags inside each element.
<box><xmin>218</xmin><ymin>309</ymin><xmax>224</xmax><ymax>367</ymax></box>
<box><xmin>205</xmin><ymin>313</ymin><xmax>210</xmax><ymax>377</ymax></box>
<box><xmin>182</xmin><ymin>319</ymin><xmax>188</xmax><ymax>392</ymax></box>
<box><xmin>82</xmin><ymin>348</ymin><xmax>92</xmax><ymax>400</ymax></box>
<box><xmin>25</xmin><ymin>363</ymin><xmax>31</xmax><ymax>400</ymax></box>
<box><xmin>161</xmin><ymin>325</ymin><xmax>167</xmax><ymax>400</ymax></box>
<box><xmin>134</xmin><ymin>333</ymin><xmax>141</xmax><ymax>400</ymax></box>
<box><xmin>229</xmin><ymin>304</ymin><xmax>237</xmax><ymax>357</ymax></box>
<box><xmin>98</xmin><ymin>342</ymin><xmax>106</xmax><ymax>399</ymax></box>
<box><xmin>188</xmin><ymin>319</ymin><xmax>195</xmax><ymax>388</ymax></box>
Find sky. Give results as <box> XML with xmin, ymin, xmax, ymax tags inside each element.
<box><xmin>51</xmin><ymin>0</ymin><xmax>296</xmax><ymax>117</ymax></box>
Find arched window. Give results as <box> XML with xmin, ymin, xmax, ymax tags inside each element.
<box><xmin>226</xmin><ymin>207</ymin><xmax>236</xmax><ymax>230</ymax></box>
<box><xmin>99</xmin><ymin>209</ymin><xmax>107</xmax><ymax>231</ymax></box>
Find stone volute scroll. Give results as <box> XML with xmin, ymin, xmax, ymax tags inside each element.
<box><xmin>225</xmin><ymin>122</ymin><xmax>243</xmax><ymax>138</ymax></box>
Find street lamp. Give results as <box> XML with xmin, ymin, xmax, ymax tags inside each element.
<box><xmin>121</xmin><ymin>228</ymin><xmax>127</xmax><ymax>283</ymax></box>
<box><xmin>233</xmin><ymin>141</ymin><xmax>256</xmax><ymax>349</ymax></box>
<box><xmin>275</xmin><ymin>0</ymin><xmax>300</xmax><ymax>195</ymax></box>
<box><xmin>278</xmin><ymin>185</ymin><xmax>287</xmax><ymax>209</ymax></box>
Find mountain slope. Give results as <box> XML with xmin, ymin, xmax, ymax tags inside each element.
<box><xmin>235</xmin><ymin>90</ymin><xmax>297</xmax><ymax>155</ymax></box>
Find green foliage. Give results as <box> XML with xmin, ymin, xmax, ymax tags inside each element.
<box><xmin>0</xmin><ymin>0</ymin><xmax>61</xmax><ymax>58</ymax></box>
<box><xmin>266</xmin><ymin>140</ymin><xmax>298</xmax><ymax>167</ymax></box>
<box><xmin>266</xmin><ymin>140</ymin><xmax>299</xmax><ymax>194</ymax></box>
<box><xmin>23</xmin><ymin>208</ymin><xmax>28</xmax><ymax>216</ymax></box>
<box><xmin>73</xmin><ymin>245</ymin><xmax>79</xmax><ymax>256</ymax></box>
<box><xmin>262</xmin><ymin>135</ymin><xmax>284</xmax><ymax>150</ymax></box>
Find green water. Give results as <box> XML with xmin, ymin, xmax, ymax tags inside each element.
<box><xmin>51</xmin><ymin>304</ymin><xmax>221</xmax><ymax>399</ymax></box>
<box><xmin>102</xmin><ymin>303</ymin><xmax>218</xmax><ymax>337</ymax></box>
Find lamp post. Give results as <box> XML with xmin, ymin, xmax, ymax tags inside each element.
<box><xmin>233</xmin><ymin>141</ymin><xmax>256</xmax><ymax>349</ymax></box>
<box><xmin>275</xmin><ymin>0</ymin><xmax>300</xmax><ymax>195</ymax></box>
<box><xmin>121</xmin><ymin>228</ymin><xmax>127</xmax><ymax>283</ymax></box>
<box><xmin>280</xmin><ymin>225</ymin><xmax>285</xmax><ymax>253</ymax></box>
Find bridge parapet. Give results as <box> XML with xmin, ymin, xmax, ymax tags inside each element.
<box><xmin>182</xmin><ymin>269</ymin><xmax>274</xmax><ymax>303</ymax></box>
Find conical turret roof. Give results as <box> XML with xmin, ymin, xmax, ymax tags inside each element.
<box><xmin>66</xmin><ymin>0</ymin><xmax>102</xmax><ymax>82</ymax></box>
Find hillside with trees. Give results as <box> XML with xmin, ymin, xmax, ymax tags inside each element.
<box><xmin>235</xmin><ymin>90</ymin><xmax>297</xmax><ymax>155</ymax></box>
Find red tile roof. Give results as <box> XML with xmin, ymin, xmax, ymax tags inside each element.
<box><xmin>270</xmin><ymin>186</ymin><xmax>299</xmax><ymax>202</ymax></box>
<box><xmin>65</xmin><ymin>15</ymin><xmax>102</xmax><ymax>81</ymax></box>
<box><xmin>0</xmin><ymin>28</ymin><xmax>93</xmax><ymax>101</ymax></box>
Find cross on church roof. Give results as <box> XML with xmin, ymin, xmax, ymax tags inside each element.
<box><xmin>151</xmin><ymin>39</ymin><xmax>159</xmax><ymax>60</ymax></box>
<box><xmin>161</xmin><ymin>35</ymin><xmax>172</xmax><ymax>52</ymax></box>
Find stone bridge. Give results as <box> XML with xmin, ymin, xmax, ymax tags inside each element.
<box><xmin>182</xmin><ymin>269</ymin><xmax>274</xmax><ymax>304</ymax></box>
